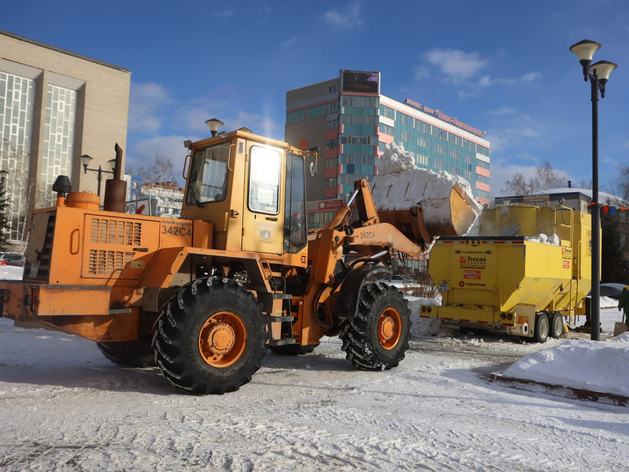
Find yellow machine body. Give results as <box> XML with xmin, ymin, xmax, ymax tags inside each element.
<box><xmin>424</xmin><ymin>205</ymin><xmax>595</xmax><ymax>338</ymax></box>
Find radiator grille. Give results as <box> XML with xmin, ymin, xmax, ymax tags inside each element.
<box><xmin>88</xmin><ymin>249</ymin><xmax>135</xmax><ymax>276</ymax></box>
<box><xmin>90</xmin><ymin>218</ymin><xmax>142</xmax><ymax>246</ymax></box>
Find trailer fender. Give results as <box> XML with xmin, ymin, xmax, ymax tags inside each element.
<box><xmin>506</xmin><ymin>304</ymin><xmax>535</xmax><ymax>338</ymax></box>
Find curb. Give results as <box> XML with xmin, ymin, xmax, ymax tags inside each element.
<box><xmin>489</xmin><ymin>373</ymin><xmax>629</xmax><ymax>407</ymax></box>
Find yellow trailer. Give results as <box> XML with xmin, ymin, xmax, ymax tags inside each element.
<box><xmin>422</xmin><ymin>205</ymin><xmax>594</xmax><ymax>342</ymax></box>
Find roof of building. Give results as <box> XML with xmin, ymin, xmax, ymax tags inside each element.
<box><xmin>0</xmin><ymin>30</ymin><xmax>129</xmax><ymax>73</ymax></box>
<box><xmin>498</xmin><ymin>187</ymin><xmax>629</xmax><ymax>206</ymax></box>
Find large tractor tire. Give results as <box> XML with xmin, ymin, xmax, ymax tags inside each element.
<box><xmin>152</xmin><ymin>277</ymin><xmax>267</xmax><ymax>395</ymax></box>
<box><xmin>269</xmin><ymin>343</ymin><xmax>319</xmax><ymax>356</ymax></box>
<box><xmin>340</xmin><ymin>282</ymin><xmax>411</xmax><ymax>370</ymax></box>
<box><xmin>97</xmin><ymin>341</ymin><xmax>155</xmax><ymax>368</ymax></box>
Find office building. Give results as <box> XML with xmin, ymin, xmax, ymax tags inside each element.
<box><xmin>285</xmin><ymin>70</ymin><xmax>490</xmax><ymax>229</ymax></box>
<box><xmin>0</xmin><ymin>30</ymin><xmax>130</xmax><ymax>245</ymax></box>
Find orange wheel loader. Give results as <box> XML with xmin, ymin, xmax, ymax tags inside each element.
<box><xmin>0</xmin><ymin>124</ymin><xmax>479</xmax><ymax>394</ymax></box>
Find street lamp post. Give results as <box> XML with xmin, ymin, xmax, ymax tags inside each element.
<box><xmin>569</xmin><ymin>40</ymin><xmax>617</xmax><ymax>341</ymax></box>
<box><xmin>80</xmin><ymin>154</ymin><xmax>117</xmax><ymax>197</ymax></box>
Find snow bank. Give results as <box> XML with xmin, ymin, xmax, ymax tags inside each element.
<box><xmin>503</xmin><ymin>333</ymin><xmax>629</xmax><ymax>396</ymax></box>
<box><xmin>372</xmin><ymin>142</ymin><xmax>481</xmax><ymax>235</ymax></box>
<box><xmin>524</xmin><ymin>233</ymin><xmax>560</xmax><ymax>245</ymax></box>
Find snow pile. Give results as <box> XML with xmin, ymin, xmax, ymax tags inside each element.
<box><xmin>0</xmin><ymin>265</ymin><xmax>23</xmax><ymax>280</ymax></box>
<box><xmin>372</xmin><ymin>142</ymin><xmax>481</xmax><ymax>236</ymax></box>
<box><xmin>524</xmin><ymin>233</ymin><xmax>561</xmax><ymax>245</ymax></box>
<box><xmin>503</xmin><ymin>333</ymin><xmax>629</xmax><ymax>396</ymax></box>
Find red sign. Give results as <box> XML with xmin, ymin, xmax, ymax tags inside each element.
<box><xmin>318</xmin><ymin>199</ymin><xmax>344</xmax><ymax>211</ymax></box>
<box><xmin>299</xmin><ymin>138</ymin><xmax>309</xmax><ymax>150</ymax></box>
<box><xmin>463</xmin><ymin>270</ymin><xmax>481</xmax><ymax>280</ymax></box>
<box><xmin>563</xmin><ymin>261</ymin><xmax>570</xmax><ymax>269</ymax></box>
<box><xmin>460</xmin><ymin>256</ymin><xmax>467</xmax><ymax>264</ymax></box>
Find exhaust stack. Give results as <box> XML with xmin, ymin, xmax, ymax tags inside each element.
<box><xmin>103</xmin><ymin>143</ymin><xmax>127</xmax><ymax>212</ymax></box>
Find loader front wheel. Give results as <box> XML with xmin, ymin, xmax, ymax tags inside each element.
<box><xmin>152</xmin><ymin>278</ymin><xmax>267</xmax><ymax>394</ymax></box>
<box><xmin>340</xmin><ymin>282</ymin><xmax>411</xmax><ymax>370</ymax></box>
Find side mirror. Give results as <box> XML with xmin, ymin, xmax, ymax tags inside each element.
<box><xmin>309</xmin><ymin>161</ymin><xmax>317</xmax><ymax>178</ymax></box>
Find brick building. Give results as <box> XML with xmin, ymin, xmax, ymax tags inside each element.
<box><xmin>0</xmin><ymin>30</ymin><xmax>130</xmax><ymax>246</ymax></box>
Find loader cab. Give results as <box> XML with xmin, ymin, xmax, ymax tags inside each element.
<box><xmin>181</xmin><ymin>129</ymin><xmax>309</xmax><ymax>267</ymax></box>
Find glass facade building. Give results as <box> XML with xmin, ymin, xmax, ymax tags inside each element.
<box><xmin>285</xmin><ymin>70</ymin><xmax>491</xmax><ymax>229</ymax></box>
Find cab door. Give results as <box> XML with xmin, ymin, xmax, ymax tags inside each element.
<box><xmin>241</xmin><ymin>145</ymin><xmax>284</xmax><ymax>254</ymax></box>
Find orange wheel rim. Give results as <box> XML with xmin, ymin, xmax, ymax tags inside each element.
<box><xmin>378</xmin><ymin>308</ymin><xmax>402</xmax><ymax>350</ymax></box>
<box><xmin>198</xmin><ymin>311</ymin><xmax>247</xmax><ymax>367</ymax></box>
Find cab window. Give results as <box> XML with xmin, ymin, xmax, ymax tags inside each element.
<box><xmin>186</xmin><ymin>142</ymin><xmax>231</xmax><ymax>205</ymax></box>
<box><xmin>248</xmin><ymin>146</ymin><xmax>281</xmax><ymax>214</ymax></box>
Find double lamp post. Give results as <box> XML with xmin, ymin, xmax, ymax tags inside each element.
<box><xmin>80</xmin><ymin>154</ymin><xmax>116</xmax><ymax>197</ymax></box>
<box><xmin>569</xmin><ymin>40</ymin><xmax>617</xmax><ymax>341</ymax></box>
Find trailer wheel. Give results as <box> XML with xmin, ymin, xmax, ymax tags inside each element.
<box><xmin>269</xmin><ymin>344</ymin><xmax>319</xmax><ymax>356</ymax></box>
<box><xmin>97</xmin><ymin>341</ymin><xmax>155</xmax><ymax>368</ymax></box>
<box><xmin>152</xmin><ymin>278</ymin><xmax>267</xmax><ymax>394</ymax></box>
<box><xmin>340</xmin><ymin>282</ymin><xmax>411</xmax><ymax>370</ymax></box>
<box><xmin>549</xmin><ymin>311</ymin><xmax>564</xmax><ymax>339</ymax></box>
<box><xmin>533</xmin><ymin>313</ymin><xmax>550</xmax><ymax>343</ymax></box>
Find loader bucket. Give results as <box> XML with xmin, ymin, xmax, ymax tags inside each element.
<box><xmin>374</xmin><ymin>178</ymin><xmax>481</xmax><ymax>247</ymax></box>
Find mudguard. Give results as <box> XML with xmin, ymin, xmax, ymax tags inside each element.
<box><xmin>335</xmin><ymin>262</ymin><xmax>391</xmax><ymax>319</ymax></box>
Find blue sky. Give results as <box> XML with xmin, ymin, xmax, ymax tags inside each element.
<box><xmin>3</xmin><ymin>0</ymin><xmax>628</xmax><ymax>195</ymax></box>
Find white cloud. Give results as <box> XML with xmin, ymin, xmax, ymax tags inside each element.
<box><xmin>485</xmin><ymin>125</ymin><xmax>540</xmax><ymax>153</ymax></box>
<box><xmin>421</xmin><ymin>49</ymin><xmax>488</xmax><ymax>82</ymax></box>
<box><xmin>487</xmin><ymin>106</ymin><xmax>517</xmax><ymax>116</ymax></box>
<box><xmin>490</xmin><ymin>161</ymin><xmax>571</xmax><ymax>196</ymax></box>
<box><xmin>479</xmin><ymin>72</ymin><xmax>542</xmax><ymax>87</ymax></box>
<box><xmin>280</xmin><ymin>36</ymin><xmax>297</xmax><ymax>49</ymax></box>
<box><xmin>126</xmin><ymin>81</ymin><xmax>283</xmax><ymax>179</ymax></box>
<box><xmin>321</xmin><ymin>1</ymin><xmax>364</xmax><ymax>30</ymax></box>
<box><xmin>214</xmin><ymin>9</ymin><xmax>235</xmax><ymax>19</ymax></box>
<box><xmin>128</xmin><ymin>82</ymin><xmax>174</xmax><ymax>135</ymax></box>
<box><xmin>128</xmin><ymin>135</ymin><xmax>189</xmax><ymax>186</ymax></box>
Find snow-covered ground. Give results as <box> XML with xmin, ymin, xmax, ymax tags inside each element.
<box><xmin>1</xmin><ymin>265</ymin><xmax>628</xmax><ymax>471</ymax></box>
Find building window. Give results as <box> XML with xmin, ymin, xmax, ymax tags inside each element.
<box><xmin>328</xmin><ymin>101</ymin><xmax>338</xmax><ymax>114</ymax></box>
<box><xmin>418</xmin><ymin>137</ymin><xmax>429</xmax><ymax>148</ymax></box>
<box><xmin>326</xmin><ymin>119</ymin><xmax>339</xmax><ymax>131</ymax></box>
<box><xmin>380</xmin><ymin>105</ymin><xmax>394</xmax><ymax>119</ymax></box>
<box><xmin>328</xmin><ymin>85</ymin><xmax>337</xmax><ymax>94</ymax></box>
<box><xmin>435</xmin><ymin>144</ymin><xmax>445</xmax><ymax>155</ymax></box>
<box><xmin>42</xmin><ymin>84</ymin><xmax>77</xmax><ymax>208</ymax></box>
<box><xmin>325</xmin><ymin>138</ymin><xmax>338</xmax><ymax>150</ymax></box>
<box><xmin>380</xmin><ymin>123</ymin><xmax>394</xmax><ymax>136</ymax></box>
<box><xmin>0</xmin><ymin>72</ymin><xmax>35</xmax><ymax>242</ymax></box>
<box><xmin>306</xmin><ymin>104</ymin><xmax>325</xmax><ymax>119</ymax></box>
<box><xmin>286</xmin><ymin>110</ymin><xmax>304</xmax><ymax>123</ymax></box>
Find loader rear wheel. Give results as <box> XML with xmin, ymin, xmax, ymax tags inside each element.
<box><xmin>97</xmin><ymin>341</ymin><xmax>155</xmax><ymax>368</ymax></box>
<box><xmin>340</xmin><ymin>282</ymin><xmax>411</xmax><ymax>370</ymax></box>
<box><xmin>533</xmin><ymin>313</ymin><xmax>550</xmax><ymax>343</ymax></box>
<box><xmin>152</xmin><ymin>278</ymin><xmax>267</xmax><ymax>394</ymax></box>
<box><xmin>549</xmin><ymin>311</ymin><xmax>564</xmax><ymax>339</ymax></box>
<box><xmin>269</xmin><ymin>343</ymin><xmax>319</xmax><ymax>356</ymax></box>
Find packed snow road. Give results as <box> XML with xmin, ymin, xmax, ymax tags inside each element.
<box><xmin>1</xmin><ymin>314</ymin><xmax>628</xmax><ymax>472</ymax></box>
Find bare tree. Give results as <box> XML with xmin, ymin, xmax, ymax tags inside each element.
<box><xmin>607</xmin><ymin>165</ymin><xmax>629</xmax><ymax>202</ymax></box>
<box><xmin>134</xmin><ymin>155</ymin><xmax>176</xmax><ymax>187</ymax></box>
<box><xmin>502</xmin><ymin>160</ymin><xmax>567</xmax><ymax>196</ymax></box>
<box><xmin>130</xmin><ymin>155</ymin><xmax>182</xmax><ymax>216</ymax></box>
